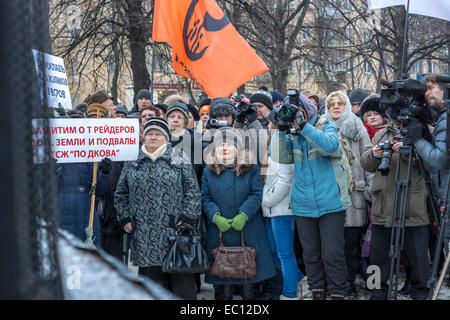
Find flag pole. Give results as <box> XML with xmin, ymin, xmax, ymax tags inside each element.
<box><xmin>151</xmin><ymin>41</ymin><xmax>156</xmax><ymax>103</ymax></box>
<box><xmin>400</xmin><ymin>0</ymin><xmax>410</xmax><ymax>77</ymax></box>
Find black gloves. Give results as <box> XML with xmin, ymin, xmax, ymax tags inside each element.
<box><xmin>99</xmin><ymin>157</ymin><xmax>112</xmax><ymax>174</ymax></box>
<box><xmin>404</xmin><ymin>120</ymin><xmax>423</xmax><ymax>144</ymax></box>
<box><xmin>294</xmin><ymin>110</ymin><xmax>307</xmax><ymax>131</ymax></box>
<box><xmin>245</xmin><ymin>108</ymin><xmax>258</xmax><ymax>123</ymax></box>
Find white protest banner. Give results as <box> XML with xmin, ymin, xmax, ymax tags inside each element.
<box><xmin>32</xmin><ymin>49</ymin><xmax>73</xmax><ymax>110</ymax></box>
<box><xmin>367</xmin><ymin>0</ymin><xmax>450</xmax><ymax>21</ymax></box>
<box><xmin>32</xmin><ymin>118</ymin><xmax>140</xmax><ymax>163</ymax></box>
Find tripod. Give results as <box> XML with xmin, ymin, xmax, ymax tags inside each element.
<box><xmin>387</xmin><ymin>144</ymin><xmax>440</xmax><ymax>300</ymax></box>
<box><xmin>428</xmin><ymin>172</ymin><xmax>450</xmax><ymax>299</ymax></box>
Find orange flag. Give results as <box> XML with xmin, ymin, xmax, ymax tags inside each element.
<box><xmin>152</xmin><ymin>0</ymin><xmax>269</xmax><ymax>98</ymax></box>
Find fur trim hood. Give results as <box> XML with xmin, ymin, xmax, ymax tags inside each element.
<box><xmin>205</xmin><ymin>147</ymin><xmax>255</xmax><ymax>176</ymax></box>
<box><xmin>163</xmin><ymin>94</ymin><xmax>189</xmax><ymax>107</ymax></box>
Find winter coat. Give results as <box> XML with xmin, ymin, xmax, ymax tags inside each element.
<box><xmin>361</xmin><ymin>123</ymin><xmax>430</xmax><ymax>227</ymax></box>
<box><xmin>114</xmin><ymin>146</ymin><xmax>202</xmax><ymax>267</ymax></box>
<box><xmin>201</xmin><ymin>150</ymin><xmax>276</xmax><ymax>285</ymax></box>
<box><xmin>324</xmin><ymin>92</ymin><xmax>374</xmax><ymax>227</ymax></box>
<box><xmin>98</xmin><ymin>161</ymin><xmax>124</xmax><ymax>234</ymax></box>
<box><xmin>262</xmin><ymin>132</ymin><xmax>294</xmax><ymax>218</ymax></box>
<box><xmin>57</xmin><ymin>163</ymin><xmax>109</xmax><ymax>247</ymax></box>
<box><xmin>274</xmin><ymin>114</ymin><xmax>351</xmax><ymax>218</ymax></box>
<box><xmin>414</xmin><ymin>104</ymin><xmax>450</xmax><ymax>199</ymax></box>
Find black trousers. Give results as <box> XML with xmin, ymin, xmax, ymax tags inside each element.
<box><xmin>344</xmin><ymin>226</ymin><xmax>365</xmax><ymax>284</ymax></box>
<box><xmin>139</xmin><ymin>266</ymin><xmax>197</xmax><ymax>300</ymax></box>
<box><xmin>101</xmin><ymin>232</ymin><xmax>122</xmax><ymax>260</ymax></box>
<box><xmin>369</xmin><ymin>224</ymin><xmax>430</xmax><ymax>300</ymax></box>
<box><xmin>295</xmin><ymin>211</ymin><xmax>349</xmax><ymax>296</ymax></box>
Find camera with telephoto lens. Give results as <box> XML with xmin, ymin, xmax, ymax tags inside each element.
<box><xmin>274</xmin><ymin>104</ymin><xmax>300</xmax><ymax>133</ymax></box>
<box><xmin>377</xmin><ymin>140</ymin><xmax>395</xmax><ymax>176</ymax></box>
<box><xmin>380</xmin><ymin>78</ymin><xmax>435</xmax><ymax>144</ymax></box>
<box><xmin>206</xmin><ymin>118</ymin><xmax>228</xmax><ymax>129</ymax></box>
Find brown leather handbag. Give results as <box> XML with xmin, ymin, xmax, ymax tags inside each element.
<box><xmin>208</xmin><ymin>231</ymin><xmax>257</xmax><ymax>279</ymax></box>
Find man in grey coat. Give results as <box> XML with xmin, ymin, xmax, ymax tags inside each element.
<box><xmin>407</xmin><ymin>73</ymin><xmax>450</xmax><ymax>255</ymax></box>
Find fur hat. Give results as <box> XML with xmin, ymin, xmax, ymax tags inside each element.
<box><xmin>85</xmin><ymin>90</ymin><xmax>112</xmax><ymax>106</ymax></box>
<box><xmin>143</xmin><ymin>117</ymin><xmax>171</xmax><ymax>141</ymax></box>
<box><xmin>210</xmin><ymin>98</ymin><xmax>236</xmax><ymax>119</ymax></box>
<box><xmin>359</xmin><ymin>94</ymin><xmax>385</xmax><ymax>122</ymax></box>
<box><xmin>250</xmin><ymin>90</ymin><xmax>273</xmax><ymax>110</ymax></box>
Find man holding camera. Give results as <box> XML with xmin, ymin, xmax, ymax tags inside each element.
<box><xmin>361</xmin><ymin>109</ymin><xmax>431</xmax><ymax>300</ymax></box>
<box><xmin>407</xmin><ymin>73</ymin><xmax>450</xmax><ymax>275</ymax></box>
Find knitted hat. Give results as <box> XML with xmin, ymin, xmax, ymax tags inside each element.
<box><xmin>135</xmin><ymin>89</ymin><xmax>152</xmax><ymax>103</ymax></box>
<box><xmin>199</xmin><ymin>104</ymin><xmax>210</xmax><ymax>115</ymax></box>
<box><xmin>271</xmin><ymin>91</ymin><xmax>284</xmax><ymax>103</ymax></box>
<box><xmin>250</xmin><ymin>90</ymin><xmax>273</xmax><ymax>110</ymax></box>
<box><xmin>210</xmin><ymin>98</ymin><xmax>236</xmax><ymax>118</ymax></box>
<box><xmin>143</xmin><ymin>117</ymin><xmax>171</xmax><ymax>141</ymax></box>
<box><xmin>165</xmin><ymin>101</ymin><xmax>190</xmax><ymax>126</ymax></box>
<box><xmin>86</xmin><ymin>90</ymin><xmax>112</xmax><ymax>106</ymax></box>
<box><xmin>213</xmin><ymin>127</ymin><xmax>243</xmax><ymax>150</ymax></box>
<box><xmin>348</xmin><ymin>88</ymin><xmax>369</xmax><ymax>105</ymax></box>
<box><xmin>86</xmin><ymin>103</ymin><xmax>108</xmax><ymax>118</ymax></box>
<box><xmin>116</xmin><ymin>105</ymin><xmax>128</xmax><ymax>116</ymax></box>
<box><xmin>359</xmin><ymin>94</ymin><xmax>385</xmax><ymax>122</ymax></box>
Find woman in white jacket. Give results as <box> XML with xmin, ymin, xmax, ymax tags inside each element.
<box><xmin>262</xmin><ymin>123</ymin><xmax>305</xmax><ymax>300</ymax></box>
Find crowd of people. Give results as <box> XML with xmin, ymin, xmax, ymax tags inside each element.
<box><xmin>57</xmin><ymin>73</ymin><xmax>450</xmax><ymax>300</ymax></box>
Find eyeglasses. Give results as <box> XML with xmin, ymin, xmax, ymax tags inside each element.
<box><xmin>141</xmin><ymin>113</ymin><xmax>154</xmax><ymax>119</ymax></box>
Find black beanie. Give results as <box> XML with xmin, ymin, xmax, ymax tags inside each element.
<box><xmin>187</xmin><ymin>104</ymin><xmax>200</xmax><ymax>121</ymax></box>
<box><xmin>250</xmin><ymin>90</ymin><xmax>273</xmax><ymax>110</ymax></box>
<box><xmin>135</xmin><ymin>89</ymin><xmax>152</xmax><ymax>103</ymax></box>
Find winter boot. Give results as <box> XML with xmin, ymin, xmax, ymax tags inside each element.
<box><xmin>311</xmin><ymin>289</ymin><xmax>326</xmax><ymax>300</ymax></box>
<box><xmin>280</xmin><ymin>294</ymin><xmax>298</xmax><ymax>300</ymax></box>
<box><xmin>399</xmin><ymin>266</ymin><xmax>412</xmax><ymax>295</ymax></box>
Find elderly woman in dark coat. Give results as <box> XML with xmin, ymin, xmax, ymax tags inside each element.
<box><xmin>114</xmin><ymin>117</ymin><xmax>202</xmax><ymax>300</ymax></box>
<box><xmin>202</xmin><ymin>127</ymin><xmax>276</xmax><ymax>300</ymax></box>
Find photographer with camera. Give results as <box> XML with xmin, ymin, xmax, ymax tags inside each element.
<box><xmin>274</xmin><ymin>95</ymin><xmax>351</xmax><ymax>300</ymax></box>
<box><xmin>408</xmin><ymin>74</ymin><xmax>450</xmax><ymax>291</ymax></box>
<box><xmin>361</xmin><ymin>105</ymin><xmax>431</xmax><ymax>299</ymax></box>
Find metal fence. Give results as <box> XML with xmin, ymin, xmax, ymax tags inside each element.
<box><xmin>0</xmin><ymin>0</ymin><xmax>63</xmax><ymax>299</ymax></box>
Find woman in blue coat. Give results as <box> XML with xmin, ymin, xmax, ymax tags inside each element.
<box><xmin>57</xmin><ymin>160</ymin><xmax>110</xmax><ymax>247</ymax></box>
<box><xmin>201</xmin><ymin>127</ymin><xmax>276</xmax><ymax>300</ymax></box>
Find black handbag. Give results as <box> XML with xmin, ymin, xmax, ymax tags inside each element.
<box><xmin>162</xmin><ymin>220</ymin><xmax>210</xmax><ymax>274</ymax></box>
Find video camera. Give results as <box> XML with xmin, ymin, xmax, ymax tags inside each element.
<box><xmin>235</xmin><ymin>100</ymin><xmax>257</xmax><ymax>122</ymax></box>
<box><xmin>206</xmin><ymin>118</ymin><xmax>228</xmax><ymax>129</ymax></box>
<box><xmin>380</xmin><ymin>79</ymin><xmax>434</xmax><ymax>125</ymax></box>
